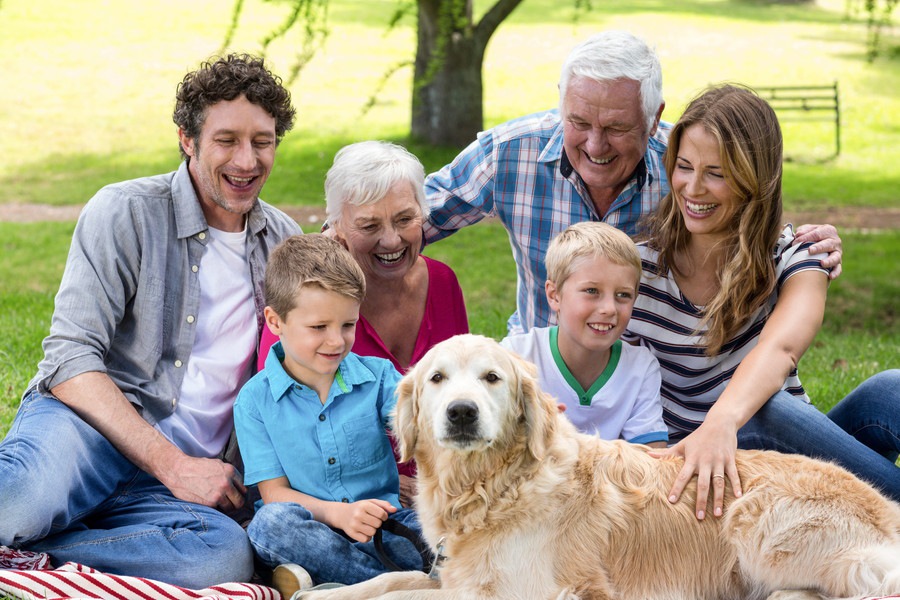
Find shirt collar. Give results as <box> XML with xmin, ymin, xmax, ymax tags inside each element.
<box><xmin>171</xmin><ymin>160</ymin><xmax>270</xmax><ymax>240</ymax></box>
<box><xmin>559</xmin><ymin>149</ymin><xmax>649</xmax><ymax>191</ymax></box>
<box><xmin>537</xmin><ymin>116</ymin><xmax>566</xmax><ymax>165</ymax></box>
<box><xmin>550</xmin><ymin>112</ymin><xmax>664</xmax><ymax>190</ymax></box>
<box><xmin>172</xmin><ymin>161</ymin><xmax>208</xmax><ymax>240</ymax></box>
<box><xmin>264</xmin><ymin>342</ymin><xmax>377</xmax><ymax>402</ymax></box>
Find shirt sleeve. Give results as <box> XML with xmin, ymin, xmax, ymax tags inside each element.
<box><xmin>36</xmin><ymin>189</ymin><xmax>143</xmax><ymax>392</ymax></box>
<box><xmin>775</xmin><ymin>225</ymin><xmax>831</xmax><ymax>286</ymax></box>
<box><xmin>379</xmin><ymin>363</ymin><xmax>404</xmax><ymax>429</ymax></box>
<box><xmin>428</xmin><ymin>258</ymin><xmax>470</xmax><ymax>336</ymax></box>
<box><xmin>621</xmin><ymin>349</ymin><xmax>669</xmax><ymax>445</ymax></box>
<box><xmin>423</xmin><ymin>131</ymin><xmax>498</xmax><ymax>244</ymax></box>
<box><xmin>233</xmin><ymin>381</ymin><xmax>286</xmax><ymax>486</ymax></box>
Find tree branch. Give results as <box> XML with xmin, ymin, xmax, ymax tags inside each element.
<box><xmin>220</xmin><ymin>0</ymin><xmax>246</xmax><ymax>54</ymax></box>
<box><xmin>474</xmin><ymin>0</ymin><xmax>524</xmax><ymax>46</ymax></box>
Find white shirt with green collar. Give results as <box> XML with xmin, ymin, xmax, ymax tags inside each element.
<box><xmin>501</xmin><ymin>326</ymin><xmax>668</xmax><ymax>445</ymax></box>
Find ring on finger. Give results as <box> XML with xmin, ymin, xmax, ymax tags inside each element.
<box><xmin>712</xmin><ymin>474</ymin><xmax>725</xmax><ymax>480</ymax></box>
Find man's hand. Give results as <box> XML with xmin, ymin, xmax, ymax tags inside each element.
<box><xmin>793</xmin><ymin>224</ymin><xmax>842</xmax><ymax>280</ymax></box>
<box><xmin>51</xmin><ymin>371</ymin><xmax>246</xmax><ymax>513</ymax></box>
<box><xmin>160</xmin><ymin>456</ymin><xmax>246</xmax><ymax>512</ymax></box>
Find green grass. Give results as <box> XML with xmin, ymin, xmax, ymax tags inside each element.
<box><xmin>0</xmin><ymin>1</ymin><xmax>897</xmax><ymax>429</ymax></box>
<box><xmin>1</xmin><ymin>0</ymin><xmax>898</xmax><ymax>210</ymax></box>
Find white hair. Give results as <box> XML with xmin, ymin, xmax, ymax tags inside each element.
<box><xmin>324</xmin><ymin>140</ymin><xmax>429</xmax><ymax>226</ymax></box>
<box><xmin>558</xmin><ymin>30</ymin><xmax>664</xmax><ymax>133</ymax></box>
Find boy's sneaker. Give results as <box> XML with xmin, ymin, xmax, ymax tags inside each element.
<box><xmin>271</xmin><ymin>563</ymin><xmax>313</xmax><ymax>599</ymax></box>
<box><xmin>289</xmin><ymin>584</ymin><xmax>346</xmax><ymax>600</ymax></box>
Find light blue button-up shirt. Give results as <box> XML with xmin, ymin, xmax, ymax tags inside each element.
<box><xmin>234</xmin><ymin>343</ymin><xmax>403</xmax><ymax>507</ymax></box>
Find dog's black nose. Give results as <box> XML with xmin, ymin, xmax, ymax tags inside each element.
<box><xmin>446</xmin><ymin>400</ymin><xmax>479</xmax><ymax>426</ymax></box>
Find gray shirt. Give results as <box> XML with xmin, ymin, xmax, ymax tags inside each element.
<box><xmin>29</xmin><ymin>161</ymin><xmax>302</xmax><ymax>427</ymax></box>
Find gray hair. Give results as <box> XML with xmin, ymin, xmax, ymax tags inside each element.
<box><xmin>558</xmin><ymin>30</ymin><xmax>664</xmax><ymax>134</ymax></box>
<box><xmin>325</xmin><ymin>141</ymin><xmax>429</xmax><ymax>226</ymax></box>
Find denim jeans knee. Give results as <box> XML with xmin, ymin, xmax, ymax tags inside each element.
<box><xmin>248</xmin><ymin>502</ymin><xmax>424</xmax><ymax>586</ymax></box>
<box><xmin>0</xmin><ymin>390</ymin><xmax>139</xmax><ymax>546</ymax></box>
<box><xmin>0</xmin><ymin>390</ymin><xmax>254</xmax><ymax>587</ymax></box>
<box><xmin>739</xmin><ymin>388</ymin><xmax>900</xmax><ymax>502</ymax></box>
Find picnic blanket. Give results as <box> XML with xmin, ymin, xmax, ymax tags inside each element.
<box><xmin>2</xmin><ymin>546</ymin><xmax>898</xmax><ymax>599</ymax></box>
<box><xmin>0</xmin><ymin>546</ymin><xmax>280</xmax><ymax>600</ymax></box>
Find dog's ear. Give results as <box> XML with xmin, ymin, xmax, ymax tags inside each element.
<box><xmin>512</xmin><ymin>352</ymin><xmax>556</xmax><ymax>462</ymax></box>
<box><xmin>393</xmin><ymin>369</ymin><xmax>420</xmax><ymax>463</ymax></box>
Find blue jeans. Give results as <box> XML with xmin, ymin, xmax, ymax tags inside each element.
<box><xmin>738</xmin><ymin>370</ymin><xmax>900</xmax><ymax>502</ymax></box>
<box><xmin>0</xmin><ymin>390</ymin><xmax>253</xmax><ymax>588</ymax></box>
<box><xmin>248</xmin><ymin>502</ymin><xmax>425</xmax><ymax>586</ymax></box>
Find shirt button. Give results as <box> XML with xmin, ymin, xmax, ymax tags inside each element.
<box><xmin>198</xmin><ymin>232</ymin><xmax>207</xmax><ymax>240</ymax></box>
<box><xmin>186</xmin><ymin>315</ymin><xmax>195</xmax><ymax>324</ymax></box>
<box><xmin>328</xmin><ymin>457</ymin><xmax>336</xmax><ymax>465</ymax></box>
<box><xmin>174</xmin><ymin>360</ymin><xmax>183</xmax><ymax>368</ymax></box>
<box><xmin>318</xmin><ymin>414</ymin><xmax>326</xmax><ymax>422</ymax></box>
<box><xmin>191</xmin><ymin>265</ymin><xmax>199</xmax><ymax>273</ymax></box>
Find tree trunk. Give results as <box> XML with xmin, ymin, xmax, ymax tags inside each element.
<box><xmin>412</xmin><ymin>0</ymin><xmax>523</xmax><ymax>148</ymax></box>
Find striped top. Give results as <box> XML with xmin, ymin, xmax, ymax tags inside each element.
<box><xmin>622</xmin><ymin>225</ymin><xmax>829</xmax><ymax>441</ymax></box>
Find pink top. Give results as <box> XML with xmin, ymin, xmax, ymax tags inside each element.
<box><xmin>256</xmin><ymin>256</ymin><xmax>469</xmax><ymax>476</ymax></box>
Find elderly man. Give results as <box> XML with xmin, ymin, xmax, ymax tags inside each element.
<box><xmin>423</xmin><ymin>30</ymin><xmax>841</xmax><ymax>334</ymax></box>
<box><xmin>0</xmin><ymin>54</ymin><xmax>301</xmax><ymax>587</ymax></box>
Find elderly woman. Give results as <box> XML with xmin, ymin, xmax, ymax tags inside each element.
<box><xmin>259</xmin><ymin>140</ymin><xmax>468</xmax><ymax>372</ymax></box>
<box><xmin>257</xmin><ymin>141</ymin><xmax>469</xmax><ymax>491</ymax></box>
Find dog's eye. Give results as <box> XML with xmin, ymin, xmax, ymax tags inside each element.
<box><xmin>484</xmin><ymin>372</ymin><xmax>501</xmax><ymax>383</ymax></box>
<box><xmin>430</xmin><ymin>372</ymin><xmax>444</xmax><ymax>383</ymax></box>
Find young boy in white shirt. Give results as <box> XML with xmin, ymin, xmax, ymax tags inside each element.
<box><xmin>501</xmin><ymin>222</ymin><xmax>668</xmax><ymax>447</ymax></box>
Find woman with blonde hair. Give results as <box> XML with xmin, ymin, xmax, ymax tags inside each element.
<box><xmin>624</xmin><ymin>84</ymin><xmax>900</xmax><ymax>519</ymax></box>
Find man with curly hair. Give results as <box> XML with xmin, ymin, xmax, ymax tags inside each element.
<box><xmin>0</xmin><ymin>54</ymin><xmax>301</xmax><ymax>587</ymax></box>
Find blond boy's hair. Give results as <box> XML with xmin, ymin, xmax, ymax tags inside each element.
<box><xmin>546</xmin><ymin>222</ymin><xmax>642</xmax><ymax>289</ymax></box>
<box><xmin>264</xmin><ymin>234</ymin><xmax>366</xmax><ymax>318</ymax></box>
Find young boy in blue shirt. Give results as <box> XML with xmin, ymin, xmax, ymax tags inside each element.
<box><xmin>501</xmin><ymin>222</ymin><xmax>668</xmax><ymax>447</ymax></box>
<box><xmin>234</xmin><ymin>234</ymin><xmax>424</xmax><ymax>598</ymax></box>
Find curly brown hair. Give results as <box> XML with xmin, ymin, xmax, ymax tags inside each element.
<box><xmin>173</xmin><ymin>53</ymin><xmax>296</xmax><ymax>159</ymax></box>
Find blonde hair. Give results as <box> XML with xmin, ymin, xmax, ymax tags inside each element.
<box><xmin>546</xmin><ymin>222</ymin><xmax>642</xmax><ymax>290</ymax></box>
<box><xmin>264</xmin><ymin>234</ymin><xmax>366</xmax><ymax>318</ymax></box>
<box><xmin>641</xmin><ymin>84</ymin><xmax>784</xmax><ymax>355</ymax></box>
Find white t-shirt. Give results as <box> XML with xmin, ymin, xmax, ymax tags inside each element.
<box><xmin>501</xmin><ymin>327</ymin><xmax>668</xmax><ymax>444</ymax></box>
<box><xmin>155</xmin><ymin>225</ymin><xmax>257</xmax><ymax>458</ymax></box>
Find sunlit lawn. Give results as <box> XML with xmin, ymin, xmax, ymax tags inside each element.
<box><xmin>0</xmin><ymin>0</ymin><xmax>897</xmax><ymax>431</ymax></box>
<box><xmin>1</xmin><ymin>0</ymin><xmax>899</xmax><ymax>209</ymax></box>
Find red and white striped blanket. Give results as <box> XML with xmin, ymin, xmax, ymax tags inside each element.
<box><xmin>2</xmin><ymin>546</ymin><xmax>897</xmax><ymax>599</ymax></box>
<box><xmin>0</xmin><ymin>547</ymin><xmax>280</xmax><ymax>600</ymax></box>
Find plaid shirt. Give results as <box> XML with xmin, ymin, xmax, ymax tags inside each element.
<box><xmin>424</xmin><ymin>109</ymin><xmax>672</xmax><ymax>333</ymax></box>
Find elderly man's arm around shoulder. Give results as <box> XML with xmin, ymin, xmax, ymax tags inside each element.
<box><xmin>52</xmin><ymin>371</ymin><xmax>246</xmax><ymax>511</ymax></box>
<box><xmin>793</xmin><ymin>223</ymin><xmax>842</xmax><ymax>279</ymax></box>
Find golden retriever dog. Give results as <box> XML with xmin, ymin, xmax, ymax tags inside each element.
<box><xmin>297</xmin><ymin>334</ymin><xmax>900</xmax><ymax>600</ymax></box>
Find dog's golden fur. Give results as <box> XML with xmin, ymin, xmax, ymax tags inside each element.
<box><xmin>298</xmin><ymin>335</ymin><xmax>900</xmax><ymax>600</ymax></box>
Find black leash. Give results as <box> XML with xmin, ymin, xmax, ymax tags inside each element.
<box><xmin>372</xmin><ymin>517</ymin><xmax>437</xmax><ymax>574</ymax></box>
